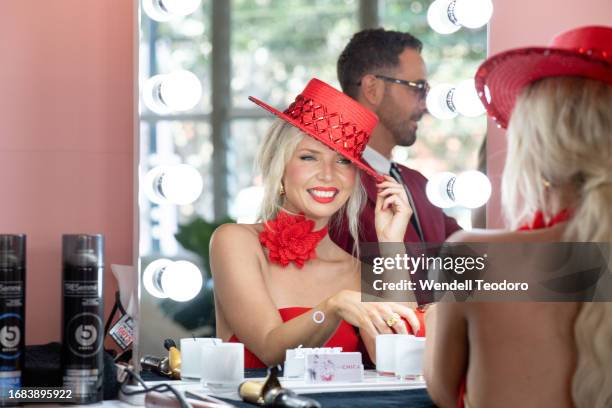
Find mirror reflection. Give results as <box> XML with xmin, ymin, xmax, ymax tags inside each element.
<box><xmin>137</xmin><ymin>0</ymin><xmax>486</xmax><ymax>362</ymax></box>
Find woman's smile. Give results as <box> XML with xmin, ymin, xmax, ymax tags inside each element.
<box><xmin>307</xmin><ymin>186</ymin><xmax>339</xmax><ymax>204</ymax></box>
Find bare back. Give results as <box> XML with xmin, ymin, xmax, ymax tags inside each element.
<box><xmin>464</xmin><ymin>302</ymin><xmax>580</xmax><ymax>407</ymax></box>
<box><xmin>428</xmin><ymin>224</ymin><xmax>582</xmax><ymax>407</ymax></box>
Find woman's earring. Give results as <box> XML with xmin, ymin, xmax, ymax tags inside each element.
<box><xmin>280</xmin><ymin>183</ymin><xmax>285</xmax><ymax>196</ymax></box>
<box><xmin>542</xmin><ymin>177</ymin><xmax>551</xmax><ymax>188</ymax></box>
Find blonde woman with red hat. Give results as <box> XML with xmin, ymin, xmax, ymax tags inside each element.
<box><xmin>424</xmin><ymin>26</ymin><xmax>612</xmax><ymax>408</ymax></box>
<box><xmin>210</xmin><ymin>79</ymin><xmax>424</xmax><ymax>368</ymax></box>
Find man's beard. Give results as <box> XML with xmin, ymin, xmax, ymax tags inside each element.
<box><xmin>392</xmin><ymin>118</ymin><xmax>417</xmax><ymax>147</ymax></box>
<box><xmin>378</xmin><ymin>108</ymin><xmax>418</xmax><ymax>147</ymax></box>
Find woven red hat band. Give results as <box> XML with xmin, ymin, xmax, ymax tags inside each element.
<box><xmin>284</xmin><ymin>95</ymin><xmax>368</xmax><ymax>158</ymax></box>
<box><xmin>300</xmin><ymin>82</ymin><xmax>378</xmax><ymax>131</ymax></box>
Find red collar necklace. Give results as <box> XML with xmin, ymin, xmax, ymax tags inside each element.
<box><xmin>518</xmin><ymin>209</ymin><xmax>572</xmax><ymax>230</ymax></box>
<box><xmin>259</xmin><ymin>210</ymin><xmax>328</xmax><ymax>269</ymax></box>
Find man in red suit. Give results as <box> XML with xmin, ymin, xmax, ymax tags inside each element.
<box><xmin>331</xmin><ymin>28</ymin><xmax>461</xmax><ymax>252</ymax></box>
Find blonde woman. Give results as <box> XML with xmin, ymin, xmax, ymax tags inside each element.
<box><xmin>424</xmin><ymin>26</ymin><xmax>612</xmax><ymax>407</ymax></box>
<box><xmin>210</xmin><ymin>79</ymin><xmax>422</xmax><ymax>368</ymax></box>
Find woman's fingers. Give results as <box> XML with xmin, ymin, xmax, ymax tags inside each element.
<box><xmin>388</xmin><ymin>315</ymin><xmax>408</xmax><ymax>334</ymax></box>
<box><xmin>382</xmin><ymin>195</ymin><xmax>406</xmax><ymax>212</ymax></box>
<box><xmin>368</xmin><ymin>306</ymin><xmax>394</xmax><ymax>335</ymax></box>
<box><xmin>390</xmin><ymin>304</ymin><xmax>421</xmax><ymax>334</ymax></box>
<box><xmin>377</xmin><ymin>187</ymin><xmax>408</xmax><ymax>200</ymax></box>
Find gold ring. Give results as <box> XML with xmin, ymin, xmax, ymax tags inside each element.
<box><xmin>385</xmin><ymin>312</ymin><xmax>401</xmax><ymax>327</ymax></box>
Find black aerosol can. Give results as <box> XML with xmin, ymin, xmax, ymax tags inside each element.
<box><xmin>61</xmin><ymin>234</ymin><xmax>104</xmax><ymax>404</ymax></box>
<box><xmin>0</xmin><ymin>235</ymin><xmax>25</xmax><ymax>406</ymax></box>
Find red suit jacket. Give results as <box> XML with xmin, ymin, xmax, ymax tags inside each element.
<box><xmin>330</xmin><ymin>163</ymin><xmax>461</xmax><ymax>252</ymax></box>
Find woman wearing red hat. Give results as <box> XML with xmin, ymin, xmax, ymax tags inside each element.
<box><xmin>424</xmin><ymin>26</ymin><xmax>612</xmax><ymax>408</ymax></box>
<box><xmin>210</xmin><ymin>78</ymin><xmax>423</xmax><ymax>368</ymax></box>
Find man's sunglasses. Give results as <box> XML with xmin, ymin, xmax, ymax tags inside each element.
<box><xmin>372</xmin><ymin>74</ymin><xmax>430</xmax><ymax>99</ymax></box>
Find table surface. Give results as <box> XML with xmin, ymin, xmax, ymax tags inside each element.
<box><xmin>132</xmin><ymin>369</ymin><xmax>437</xmax><ymax>407</ymax></box>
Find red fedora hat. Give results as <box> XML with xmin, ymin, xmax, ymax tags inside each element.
<box><xmin>249</xmin><ymin>78</ymin><xmax>384</xmax><ymax>183</ymax></box>
<box><xmin>475</xmin><ymin>25</ymin><xmax>612</xmax><ymax>129</ymax></box>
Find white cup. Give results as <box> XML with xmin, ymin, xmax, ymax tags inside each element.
<box><xmin>201</xmin><ymin>343</ymin><xmax>244</xmax><ymax>388</ymax></box>
<box><xmin>376</xmin><ymin>334</ymin><xmax>410</xmax><ymax>376</ymax></box>
<box><xmin>394</xmin><ymin>335</ymin><xmax>426</xmax><ymax>379</ymax></box>
<box><xmin>180</xmin><ymin>338</ymin><xmax>221</xmax><ymax>379</ymax></box>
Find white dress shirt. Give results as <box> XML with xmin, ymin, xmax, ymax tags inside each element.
<box><xmin>362</xmin><ymin>146</ymin><xmax>392</xmax><ymax>175</ymax></box>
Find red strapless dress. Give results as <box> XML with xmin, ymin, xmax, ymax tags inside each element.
<box><xmin>227</xmin><ymin>307</ymin><xmax>361</xmax><ymax>368</ymax></box>
<box><xmin>457</xmin><ymin>209</ymin><xmax>571</xmax><ymax>408</ymax></box>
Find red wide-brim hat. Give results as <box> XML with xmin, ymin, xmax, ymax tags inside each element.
<box><xmin>475</xmin><ymin>25</ymin><xmax>612</xmax><ymax>129</ymax></box>
<box><xmin>249</xmin><ymin>78</ymin><xmax>384</xmax><ymax>183</ymax></box>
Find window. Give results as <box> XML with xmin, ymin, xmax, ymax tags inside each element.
<box><xmin>140</xmin><ymin>0</ymin><xmax>487</xmax><ymax>258</ymax></box>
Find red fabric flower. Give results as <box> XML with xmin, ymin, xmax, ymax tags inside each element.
<box><xmin>259</xmin><ymin>211</ymin><xmax>328</xmax><ymax>268</ymax></box>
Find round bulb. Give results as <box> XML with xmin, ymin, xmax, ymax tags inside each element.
<box><xmin>453</xmin><ymin>79</ymin><xmax>486</xmax><ymax>117</ymax></box>
<box><xmin>159</xmin><ymin>70</ymin><xmax>202</xmax><ymax>112</ymax></box>
<box><xmin>426</xmin><ymin>172</ymin><xmax>457</xmax><ymax>208</ymax></box>
<box><xmin>427</xmin><ymin>0</ymin><xmax>461</xmax><ymax>34</ymax></box>
<box><xmin>160</xmin><ymin>164</ymin><xmax>203</xmax><ymax>205</ymax></box>
<box><xmin>143</xmin><ymin>165</ymin><xmax>167</xmax><ymax>205</ymax></box>
<box><xmin>162</xmin><ymin>0</ymin><xmax>201</xmax><ymax>16</ymax></box>
<box><xmin>142</xmin><ymin>74</ymin><xmax>170</xmax><ymax>114</ymax></box>
<box><xmin>143</xmin><ymin>259</ymin><xmax>173</xmax><ymax>299</ymax></box>
<box><xmin>233</xmin><ymin>186</ymin><xmax>264</xmax><ymax>224</ymax></box>
<box><xmin>453</xmin><ymin>171</ymin><xmax>491</xmax><ymax>208</ymax></box>
<box><xmin>426</xmin><ymin>84</ymin><xmax>458</xmax><ymax>120</ymax></box>
<box><xmin>144</xmin><ymin>164</ymin><xmax>203</xmax><ymax>205</ymax></box>
<box><xmin>453</xmin><ymin>0</ymin><xmax>493</xmax><ymax>29</ymax></box>
<box><xmin>160</xmin><ymin>261</ymin><xmax>203</xmax><ymax>302</ymax></box>
<box><xmin>142</xmin><ymin>0</ymin><xmax>201</xmax><ymax>22</ymax></box>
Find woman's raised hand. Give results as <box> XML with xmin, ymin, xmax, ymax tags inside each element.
<box><xmin>374</xmin><ymin>175</ymin><xmax>413</xmax><ymax>242</ymax></box>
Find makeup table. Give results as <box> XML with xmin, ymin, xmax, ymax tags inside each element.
<box><xmin>119</xmin><ymin>369</ymin><xmax>435</xmax><ymax>408</ymax></box>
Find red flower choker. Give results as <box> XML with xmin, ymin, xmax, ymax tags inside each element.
<box><xmin>259</xmin><ymin>211</ymin><xmax>328</xmax><ymax>268</ymax></box>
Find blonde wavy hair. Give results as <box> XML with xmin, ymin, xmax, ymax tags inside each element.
<box><xmin>256</xmin><ymin>119</ymin><xmax>365</xmax><ymax>254</ymax></box>
<box><xmin>501</xmin><ymin>77</ymin><xmax>612</xmax><ymax>408</ymax></box>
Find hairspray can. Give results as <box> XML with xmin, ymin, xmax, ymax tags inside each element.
<box><xmin>61</xmin><ymin>234</ymin><xmax>104</xmax><ymax>404</ymax></box>
<box><xmin>0</xmin><ymin>235</ymin><xmax>25</xmax><ymax>406</ymax></box>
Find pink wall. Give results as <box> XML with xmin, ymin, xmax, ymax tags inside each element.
<box><xmin>0</xmin><ymin>1</ymin><xmax>135</xmax><ymax>344</ymax></box>
<box><xmin>486</xmin><ymin>0</ymin><xmax>612</xmax><ymax>228</ymax></box>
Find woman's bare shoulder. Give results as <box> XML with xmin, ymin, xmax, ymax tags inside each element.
<box><xmin>210</xmin><ymin>223</ymin><xmax>264</xmax><ymax>254</ymax></box>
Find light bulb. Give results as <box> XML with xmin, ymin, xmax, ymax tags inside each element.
<box><xmin>427</xmin><ymin>0</ymin><xmax>461</xmax><ymax>34</ymax></box>
<box><xmin>453</xmin><ymin>171</ymin><xmax>491</xmax><ymax>208</ymax></box>
<box><xmin>453</xmin><ymin>79</ymin><xmax>486</xmax><ymax>117</ymax></box>
<box><xmin>143</xmin><ymin>259</ymin><xmax>173</xmax><ymax>299</ymax></box>
<box><xmin>142</xmin><ymin>70</ymin><xmax>202</xmax><ymax>114</ymax></box>
<box><xmin>426</xmin><ymin>84</ymin><xmax>458</xmax><ymax>120</ymax></box>
<box><xmin>160</xmin><ymin>261</ymin><xmax>203</xmax><ymax>302</ymax></box>
<box><xmin>427</xmin><ymin>0</ymin><xmax>493</xmax><ymax>34</ymax></box>
<box><xmin>426</xmin><ymin>172</ymin><xmax>457</xmax><ymax>208</ymax></box>
<box><xmin>142</xmin><ymin>0</ymin><xmax>202</xmax><ymax>22</ymax></box>
<box><xmin>160</xmin><ymin>70</ymin><xmax>202</xmax><ymax>111</ymax></box>
<box><xmin>233</xmin><ymin>186</ymin><xmax>264</xmax><ymax>224</ymax></box>
<box><xmin>143</xmin><ymin>259</ymin><xmax>203</xmax><ymax>302</ymax></box>
<box><xmin>144</xmin><ymin>164</ymin><xmax>203</xmax><ymax>205</ymax></box>
<box><xmin>453</xmin><ymin>0</ymin><xmax>493</xmax><ymax>29</ymax></box>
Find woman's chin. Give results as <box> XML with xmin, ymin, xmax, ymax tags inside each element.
<box><xmin>301</xmin><ymin>203</ymin><xmax>344</xmax><ymax>221</ymax></box>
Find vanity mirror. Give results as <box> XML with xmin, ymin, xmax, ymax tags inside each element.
<box><xmin>136</xmin><ymin>0</ymin><xmax>486</xmax><ymax>366</ymax></box>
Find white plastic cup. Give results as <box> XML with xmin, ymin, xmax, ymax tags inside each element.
<box><xmin>395</xmin><ymin>335</ymin><xmax>426</xmax><ymax>380</ymax></box>
<box><xmin>180</xmin><ymin>338</ymin><xmax>221</xmax><ymax>379</ymax></box>
<box><xmin>376</xmin><ymin>334</ymin><xmax>410</xmax><ymax>376</ymax></box>
<box><xmin>201</xmin><ymin>343</ymin><xmax>244</xmax><ymax>388</ymax></box>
